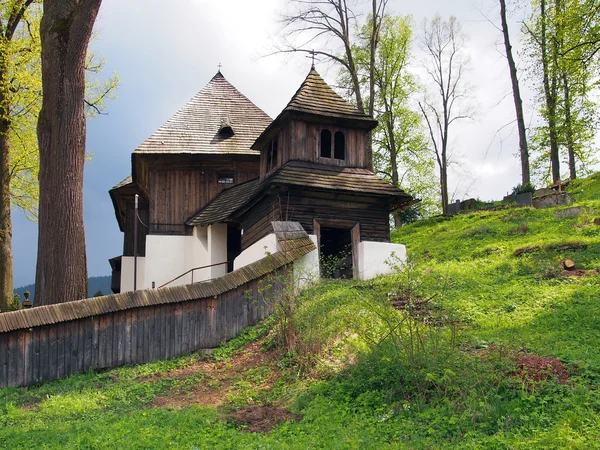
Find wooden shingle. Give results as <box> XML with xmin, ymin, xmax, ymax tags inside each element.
<box><xmin>186</xmin><ymin>160</ymin><xmax>413</xmax><ymax>226</ymax></box>
<box><xmin>284</xmin><ymin>68</ymin><xmax>374</xmax><ymax>122</ymax></box>
<box><xmin>135</xmin><ymin>72</ymin><xmax>272</xmax><ymax>155</ymax></box>
<box><xmin>0</xmin><ymin>222</ymin><xmax>315</xmax><ymax>333</ymax></box>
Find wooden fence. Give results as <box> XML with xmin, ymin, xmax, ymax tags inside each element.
<box><xmin>0</xmin><ymin>222</ymin><xmax>315</xmax><ymax>388</ymax></box>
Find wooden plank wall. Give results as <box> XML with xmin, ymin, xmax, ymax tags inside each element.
<box><xmin>259</xmin><ymin>121</ymin><xmax>370</xmax><ymax>182</ymax></box>
<box><xmin>242</xmin><ymin>189</ymin><xmax>390</xmax><ymax>248</ymax></box>
<box><xmin>287</xmin><ymin>121</ymin><xmax>369</xmax><ymax>169</ymax></box>
<box><xmin>0</xmin><ymin>269</ymin><xmax>283</xmax><ymax>388</ymax></box>
<box><xmin>150</xmin><ymin>162</ymin><xmax>259</xmax><ymax>235</ymax></box>
<box><xmin>240</xmin><ymin>196</ymin><xmax>281</xmax><ymax>250</ymax></box>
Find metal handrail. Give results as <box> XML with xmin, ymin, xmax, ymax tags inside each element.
<box><xmin>158</xmin><ymin>261</ymin><xmax>229</xmax><ymax>288</ymax></box>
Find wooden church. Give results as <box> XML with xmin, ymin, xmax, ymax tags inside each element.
<box><xmin>109</xmin><ymin>67</ymin><xmax>412</xmax><ymax>293</ymax></box>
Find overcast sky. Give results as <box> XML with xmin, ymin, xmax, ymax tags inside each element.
<box><xmin>12</xmin><ymin>0</ymin><xmax>563</xmax><ymax>287</ymax></box>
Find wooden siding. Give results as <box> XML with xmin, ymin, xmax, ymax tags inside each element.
<box><xmin>147</xmin><ymin>156</ymin><xmax>259</xmax><ymax>234</ymax></box>
<box><xmin>0</xmin><ymin>224</ymin><xmax>315</xmax><ymax>388</ymax></box>
<box><xmin>0</xmin><ymin>271</ymin><xmax>281</xmax><ymax>388</ymax></box>
<box><xmin>260</xmin><ymin>120</ymin><xmax>370</xmax><ymax>181</ymax></box>
<box><xmin>240</xmin><ymin>195</ymin><xmax>281</xmax><ymax>250</ymax></box>
<box><xmin>123</xmin><ymin>197</ymin><xmax>149</xmax><ymax>256</ymax></box>
<box><xmin>242</xmin><ymin>188</ymin><xmax>390</xmax><ymax>247</ymax></box>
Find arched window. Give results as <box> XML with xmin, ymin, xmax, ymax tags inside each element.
<box><xmin>334</xmin><ymin>132</ymin><xmax>345</xmax><ymax>160</ymax></box>
<box><xmin>320</xmin><ymin>129</ymin><xmax>332</xmax><ymax>158</ymax></box>
<box><xmin>266</xmin><ymin>138</ymin><xmax>278</xmax><ymax>173</ymax></box>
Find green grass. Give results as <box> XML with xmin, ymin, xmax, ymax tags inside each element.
<box><xmin>2</xmin><ymin>174</ymin><xmax>600</xmax><ymax>448</ymax></box>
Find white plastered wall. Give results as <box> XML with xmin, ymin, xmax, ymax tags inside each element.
<box><xmin>355</xmin><ymin>241</ymin><xmax>407</xmax><ymax>280</ymax></box>
<box><xmin>292</xmin><ymin>234</ymin><xmax>320</xmax><ymax>290</ymax></box>
<box><xmin>120</xmin><ymin>256</ymin><xmax>146</xmax><ymax>292</ymax></box>
<box><xmin>120</xmin><ymin>224</ymin><xmax>228</xmax><ymax>292</ymax></box>
<box><xmin>233</xmin><ymin>233</ymin><xmax>279</xmax><ymax>270</ymax></box>
<box><xmin>234</xmin><ymin>233</ymin><xmax>320</xmax><ymax>291</ymax></box>
<box><xmin>208</xmin><ymin>223</ymin><xmax>228</xmax><ymax>279</ymax></box>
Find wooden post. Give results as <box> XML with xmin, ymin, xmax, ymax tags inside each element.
<box><xmin>134</xmin><ymin>194</ymin><xmax>138</xmax><ymax>291</ymax></box>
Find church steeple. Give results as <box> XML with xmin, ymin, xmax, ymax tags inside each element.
<box><xmin>253</xmin><ymin>68</ymin><xmax>378</xmax><ymax>180</ymax></box>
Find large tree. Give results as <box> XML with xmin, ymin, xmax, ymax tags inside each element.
<box><xmin>525</xmin><ymin>0</ymin><xmax>600</xmax><ymax>182</ymax></box>
<box><xmin>35</xmin><ymin>0</ymin><xmax>102</xmax><ymax>306</ymax></box>
<box><xmin>419</xmin><ymin>15</ymin><xmax>473</xmax><ymax>215</ymax></box>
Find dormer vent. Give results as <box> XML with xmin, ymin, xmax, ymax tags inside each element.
<box><xmin>219</xmin><ymin>117</ymin><xmax>234</xmax><ymax>137</ymax></box>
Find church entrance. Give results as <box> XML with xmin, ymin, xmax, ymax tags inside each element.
<box><xmin>227</xmin><ymin>225</ymin><xmax>242</xmax><ymax>272</ymax></box>
<box><xmin>319</xmin><ymin>227</ymin><xmax>353</xmax><ymax>279</ymax></box>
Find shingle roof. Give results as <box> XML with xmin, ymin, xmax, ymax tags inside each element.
<box><xmin>252</xmin><ymin>68</ymin><xmax>376</xmax><ymax>149</ymax></box>
<box><xmin>0</xmin><ymin>222</ymin><xmax>315</xmax><ymax>333</ymax></box>
<box><xmin>135</xmin><ymin>72</ymin><xmax>272</xmax><ymax>155</ymax></box>
<box><xmin>111</xmin><ymin>176</ymin><xmax>132</xmax><ymax>190</ymax></box>
<box><xmin>283</xmin><ymin>68</ymin><xmax>374</xmax><ymax>122</ymax></box>
<box><xmin>270</xmin><ymin>161</ymin><xmax>411</xmax><ymax>199</ymax></box>
<box><xmin>186</xmin><ymin>178</ymin><xmax>261</xmax><ymax>226</ymax></box>
<box><xmin>186</xmin><ymin>160</ymin><xmax>413</xmax><ymax>226</ymax></box>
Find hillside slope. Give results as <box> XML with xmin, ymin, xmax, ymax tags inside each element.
<box><xmin>1</xmin><ymin>175</ymin><xmax>599</xmax><ymax>448</ymax></box>
<box><xmin>391</xmin><ymin>174</ymin><xmax>600</xmax><ymax>365</ymax></box>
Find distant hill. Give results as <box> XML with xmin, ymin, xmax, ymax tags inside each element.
<box><xmin>14</xmin><ymin>275</ymin><xmax>112</xmax><ymax>303</ymax></box>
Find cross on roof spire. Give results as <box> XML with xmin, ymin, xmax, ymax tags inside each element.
<box><xmin>217</xmin><ymin>62</ymin><xmax>223</xmax><ymax>72</ymax></box>
<box><xmin>306</xmin><ymin>50</ymin><xmax>316</xmax><ymax>69</ymax></box>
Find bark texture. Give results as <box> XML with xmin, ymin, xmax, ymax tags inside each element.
<box><xmin>499</xmin><ymin>0</ymin><xmax>530</xmax><ymax>185</ymax></box>
<box><xmin>0</xmin><ymin>101</ymin><xmax>11</xmax><ymax>311</ymax></box>
<box><xmin>35</xmin><ymin>0</ymin><xmax>102</xmax><ymax>306</ymax></box>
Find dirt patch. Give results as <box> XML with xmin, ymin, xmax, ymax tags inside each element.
<box><xmin>563</xmin><ymin>268</ymin><xmax>599</xmax><ymax>277</ymax></box>
<box><xmin>149</xmin><ymin>338</ymin><xmax>281</xmax><ymax>409</ymax></box>
<box><xmin>510</xmin><ymin>350</ymin><xmax>571</xmax><ymax>386</ymax></box>
<box><xmin>514</xmin><ymin>241</ymin><xmax>588</xmax><ymax>257</ymax></box>
<box><xmin>228</xmin><ymin>405</ymin><xmax>303</xmax><ymax>433</ymax></box>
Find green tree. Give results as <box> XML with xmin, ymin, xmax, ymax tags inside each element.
<box><xmin>525</xmin><ymin>0</ymin><xmax>600</xmax><ymax>183</ymax></box>
<box><xmin>352</xmin><ymin>15</ymin><xmax>437</xmax><ymax>224</ymax></box>
<box><xmin>0</xmin><ymin>0</ymin><xmax>41</xmax><ymax>311</ymax></box>
<box><xmin>0</xmin><ymin>1</ymin><xmax>116</xmax><ymax>310</ymax></box>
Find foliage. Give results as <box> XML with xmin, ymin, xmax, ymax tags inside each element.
<box><xmin>348</xmin><ymin>14</ymin><xmax>439</xmax><ymax>220</ymax></box>
<box><xmin>1</xmin><ymin>1</ymin><xmax>42</xmax><ymax>219</ymax></box>
<box><xmin>512</xmin><ymin>182</ymin><xmax>536</xmax><ymax>195</ymax></box>
<box><xmin>524</xmin><ymin>0</ymin><xmax>600</xmax><ymax>183</ymax></box>
<box><xmin>3</xmin><ymin>173</ymin><xmax>600</xmax><ymax>447</ymax></box>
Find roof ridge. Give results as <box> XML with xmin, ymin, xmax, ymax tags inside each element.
<box><xmin>283</xmin><ymin>68</ymin><xmax>368</xmax><ymax>119</ymax></box>
<box><xmin>134</xmin><ymin>72</ymin><xmax>272</xmax><ymax>156</ymax></box>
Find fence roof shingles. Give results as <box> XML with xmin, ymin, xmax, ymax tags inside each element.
<box><xmin>0</xmin><ymin>222</ymin><xmax>315</xmax><ymax>333</ymax></box>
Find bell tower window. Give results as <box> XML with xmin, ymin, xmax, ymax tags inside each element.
<box><xmin>320</xmin><ymin>129</ymin><xmax>332</xmax><ymax>158</ymax></box>
<box><xmin>334</xmin><ymin>131</ymin><xmax>345</xmax><ymax>160</ymax></box>
<box><xmin>320</xmin><ymin>129</ymin><xmax>345</xmax><ymax>161</ymax></box>
<box><xmin>266</xmin><ymin>138</ymin><xmax>278</xmax><ymax>173</ymax></box>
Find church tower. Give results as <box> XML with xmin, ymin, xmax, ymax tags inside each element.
<box><xmin>252</xmin><ymin>68</ymin><xmax>378</xmax><ymax>181</ymax></box>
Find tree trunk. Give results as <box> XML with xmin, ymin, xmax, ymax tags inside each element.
<box><xmin>562</xmin><ymin>72</ymin><xmax>577</xmax><ymax>179</ymax></box>
<box><xmin>540</xmin><ymin>0</ymin><xmax>561</xmax><ymax>183</ymax></box>
<box><xmin>35</xmin><ymin>0</ymin><xmax>102</xmax><ymax>306</ymax></box>
<box><xmin>500</xmin><ymin>0</ymin><xmax>530</xmax><ymax>185</ymax></box>
<box><xmin>440</xmin><ymin>159</ymin><xmax>448</xmax><ymax>215</ymax></box>
<box><xmin>0</xmin><ymin>106</ymin><xmax>12</xmax><ymax>311</ymax></box>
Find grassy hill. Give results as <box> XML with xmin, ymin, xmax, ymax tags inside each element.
<box><xmin>1</xmin><ymin>174</ymin><xmax>600</xmax><ymax>448</ymax></box>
